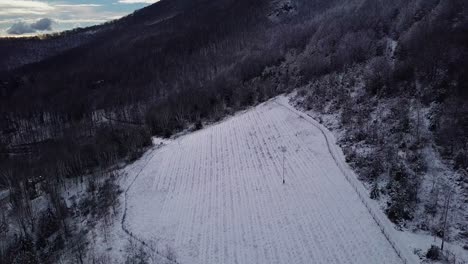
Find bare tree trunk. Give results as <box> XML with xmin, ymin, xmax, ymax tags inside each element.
<box><xmin>441</xmin><ymin>187</ymin><xmax>452</xmax><ymax>251</ymax></box>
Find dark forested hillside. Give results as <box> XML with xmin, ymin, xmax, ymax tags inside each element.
<box><xmin>1</xmin><ymin>0</ymin><xmax>267</xmax><ymax>112</ymax></box>
<box><xmin>0</xmin><ymin>0</ymin><xmax>467</xmax><ymax>262</ymax></box>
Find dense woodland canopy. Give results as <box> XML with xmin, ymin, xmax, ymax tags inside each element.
<box><xmin>0</xmin><ymin>0</ymin><xmax>467</xmax><ymax>262</ymax></box>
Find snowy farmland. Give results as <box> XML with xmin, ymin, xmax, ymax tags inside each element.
<box><xmin>121</xmin><ymin>97</ymin><xmax>411</xmax><ymax>264</ymax></box>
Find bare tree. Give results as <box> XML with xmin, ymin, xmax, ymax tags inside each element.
<box><xmin>440</xmin><ymin>185</ymin><xmax>453</xmax><ymax>251</ymax></box>
<box><xmin>73</xmin><ymin>232</ymin><xmax>88</xmax><ymax>264</ymax></box>
<box><xmin>47</xmin><ymin>179</ymin><xmax>69</xmax><ymax>236</ymax></box>
<box><xmin>10</xmin><ymin>182</ymin><xmax>35</xmax><ymax>235</ymax></box>
<box><xmin>280</xmin><ymin>146</ymin><xmax>287</xmax><ymax>184</ymax></box>
<box><xmin>0</xmin><ymin>212</ymin><xmax>8</xmax><ymax>257</ymax></box>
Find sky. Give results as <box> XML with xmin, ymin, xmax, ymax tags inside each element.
<box><xmin>0</xmin><ymin>0</ymin><xmax>159</xmax><ymax>37</ymax></box>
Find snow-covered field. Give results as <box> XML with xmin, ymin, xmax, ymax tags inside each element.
<box><xmin>121</xmin><ymin>97</ymin><xmax>411</xmax><ymax>264</ymax></box>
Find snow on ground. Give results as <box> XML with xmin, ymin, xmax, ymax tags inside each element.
<box><xmin>121</xmin><ymin>96</ymin><xmax>410</xmax><ymax>264</ymax></box>
<box><xmin>291</xmin><ymin>91</ymin><xmax>468</xmax><ymax>263</ymax></box>
<box><xmin>0</xmin><ymin>189</ymin><xmax>8</xmax><ymax>202</ymax></box>
<box><xmin>67</xmin><ymin>143</ymin><xmax>172</xmax><ymax>264</ymax></box>
<box><xmin>399</xmin><ymin>231</ymin><xmax>468</xmax><ymax>263</ymax></box>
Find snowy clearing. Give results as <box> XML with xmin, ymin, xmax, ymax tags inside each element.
<box><xmin>122</xmin><ymin>97</ymin><xmax>412</xmax><ymax>264</ymax></box>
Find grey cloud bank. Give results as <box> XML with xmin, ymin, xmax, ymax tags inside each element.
<box><xmin>7</xmin><ymin>18</ymin><xmax>53</xmax><ymax>35</ymax></box>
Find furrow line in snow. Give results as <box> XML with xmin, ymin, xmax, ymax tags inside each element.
<box><xmin>121</xmin><ymin>143</ymin><xmax>180</xmax><ymax>264</ymax></box>
<box><xmin>273</xmin><ymin>97</ymin><xmax>417</xmax><ymax>264</ymax></box>
<box><xmin>122</xmin><ymin>98</ymin><xmax>409</xmax><ymax>264</ymax></box>
<box><xmin>274</xmin><ymin>110</ymin><xmax>353</xmax><ymax>263</ymax></box>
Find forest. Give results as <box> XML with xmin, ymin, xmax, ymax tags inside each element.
<box><xmin>0</xmin><ymin>0</ymin><xmax>467</xmax><ymax>262</ymax></box>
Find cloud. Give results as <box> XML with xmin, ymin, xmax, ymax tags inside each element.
<box><xmin>118</xmin><ymin>0</ymin><xmax>159</xmax><ymax>4</ymax></box>
<box><xmin>0</xmin><ymin>1</ymin><xmax>154</xmax><ymax>36</ymax></box>
<box><xmin>55</xmin><ymin>4</ymin><xmax>102</xmax><ymax>7</ymax></box>
<box><xmin>0</xmin><ymin>0</ymin><xmax>54</xmax><ymax>16</ymax></box>
<box><xmin>1</xmin><ymin>2</ymin><xmax>123</xmax><ymax>36</ymax></box>
<box><xmin>6</xmin><ymin>22</ymin><xmax>35</xmax><ymax>34</ymax></box>
<box><xmin>7</xmin><ymin>18</ymin><xmax>53</xmax><ymax>35</ymax></box>
<box><xmin>31</xmin><ymin>18</ymin><xmax>52</xmax><ymax>30</ymax></box>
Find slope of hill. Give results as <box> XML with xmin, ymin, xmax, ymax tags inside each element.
<box><xmin>92</xmin><ymin>97</ymin><xmax>420</xmax><ymax>264</ymax></box>
<box><xmin>0</xmin><ymin>27</ymin><xmax>102</xmax><ymax>72</ymax></box>
<box><xmin>0</xmin><ymin>0</ymin><xmax>467</xmax><ymax>263</ymax></box>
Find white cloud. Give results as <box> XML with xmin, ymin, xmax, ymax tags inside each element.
<box><xmin>0</xmin><ymin>1</ymin><xmax>105</xmax><ymax>17</ymax></box>
<box><xmin>55</xmin><ymin>4</ymin><xmax>102</xmax><ymax>7</ymax></box>
<box><xmin>0</xmin><ymin>2</ymin><xmax>122</xmax><ymax>33</ymax></box>
<box><xmin>118</xmin><ymin>0</ymin><xmax>159</xmax><ymax>4</ymax></box>
<box><xmin>0</xmin><ymin>0</ymin><xmax>153</xmax><ymax>36</ymax></box>
<box><xmin>0</xmin><ymin>0</ymin><xmax>54</xmax><ymax>16</ymax></box>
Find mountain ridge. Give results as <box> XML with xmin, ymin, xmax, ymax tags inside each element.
<box><xmin>0</xmin><ymin>0</ymin><xmax>467</xmax><ymax>262</ymax></box>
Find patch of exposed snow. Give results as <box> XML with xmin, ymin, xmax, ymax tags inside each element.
<box><xmin>117</xmin><ymin>96</ymin><xmax>410</xmax><ymax>264</ymax></box>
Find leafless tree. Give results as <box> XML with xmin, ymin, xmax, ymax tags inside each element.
<box><xmin>440</xmin><ymin>184</ymin><xmax>453</xmax><ymax>251</ymax></box>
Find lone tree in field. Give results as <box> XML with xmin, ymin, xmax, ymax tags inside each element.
<box><xmin>440</xmin><ymin>184</ymin><xmax>453</xmax><ymax>251</ymax></box>
<box><xmin>280</xmin><ymin>146</ymin><xmax>287</xmax><ymax>184</ymax></box>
